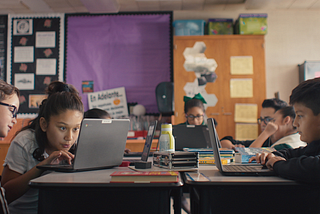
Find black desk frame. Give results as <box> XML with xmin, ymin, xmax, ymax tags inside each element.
<box><xmin>183</xmin><ymin>173</ymin><xmax>320</xmax><ymax>214</ymax></box>
<box><xmin>36</xmin><ymin>185</ymin><xmax>182</xmax><ymax>214</ymax></box>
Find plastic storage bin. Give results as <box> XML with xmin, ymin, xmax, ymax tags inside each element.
<box><xmin>173</xmin><ymin>19</ymin><xmax>206</xmax><ymax>36</ymax></box>
<box><xmin>207</xmin><ymin>18</ymin><xmax>233</xmax><ymax>35</ymax></box>
<box><xmin>234</xmin><ymin>14</ymin><xmax>267</xmax><ymax>35</ymax></box>
<box><xmin>298</xmin><ymin>61</ymin><xmax>320</xmax><ymax>83</ymax></box>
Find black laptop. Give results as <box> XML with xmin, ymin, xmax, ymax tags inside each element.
<box><xmin>37</xmin><ymin>119</ymin><xmax>130</xmax><ymax>172</ymax></box>
<box><xmin>207</xmin><ymin>118</ymin><xmax>275</xmax><ymax>176</ymax></box>
<box><xmin>173</xmin><ymin>124</ymin><xmax>210</xmax><ymax>151</ymax></box>
<box><xmin>123</xmin><ymin>121</ymin><xmax>157</xmax><ymax>164</ymax></box>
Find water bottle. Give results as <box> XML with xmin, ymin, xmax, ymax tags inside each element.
<box><xmin>159</xmin><ymin>124</ymin><xmax>175</xmax><ymax>152</ymax></box>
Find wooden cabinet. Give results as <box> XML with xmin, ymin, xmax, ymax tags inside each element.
<box><xmin>174</xmin><ymin>35</ymin><xmax>266</xmax><ymax>138</ymax></box>
<box><xmin>126</xmin><ymin>139</ymin><xmax>158</xmax><ymax>152</ymax></box>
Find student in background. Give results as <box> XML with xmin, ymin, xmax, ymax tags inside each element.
<box><xmin>84</xmin><ymin>108</ymin><xmax>111</xmax><ymax>119</ymax></box>
<box><xmin>250</xmin><ymin>78</ymin><xmax>320</xmax><ymax>183</ymax></box>
<box><xmin>1</xmin><ymin>81</ymin><xmax>84</xmax><ymax>214</ymax></box>
<box><xmin>178</xmin><ymin>93</ymin><xmax>214</xmax><ymax>214</ymax></box>
<box><xmin>0</xmin><ymin>79</ymin><xmax>20</xmax><ymax>214</ymax></box>
<box><xmin>249</xmin><ymin>106</ymin><xmax>306</xmax><ymax>150</ymax></box>
<box><xmin>181</xmin><ymin>93</ymin><xmax>209</xmax><ymax>126</ymax></box>
<box><xmin>83</xmin><ymin>108</ymin><xmax>130</xmax><ymax>153</ymax></box>
<box><xmin>220</xmin><ymin>98</ymin><xmax>287</xmax><ymax>149</ymax></box>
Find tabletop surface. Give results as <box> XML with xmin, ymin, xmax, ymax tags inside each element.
<box><xmin>184</xmin><ymin>165</ymin><xmax>298</xmax><ymax>185</ymax></box>
<box><xmin>29</xmin><ymin>166</ymin><xmax>184</xmax><ymax>188</ymax></box>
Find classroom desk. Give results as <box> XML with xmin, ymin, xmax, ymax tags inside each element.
<box><xmin>29</xmin><ymin>167</ymin><xmax>183</xmax><ymax>214</ymax></box>
<box><xmin>183</xmin><ymin>166</ymin><xmax>320</xmax><ymax>214</ymax></box>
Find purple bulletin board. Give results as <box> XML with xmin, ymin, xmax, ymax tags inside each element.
<box><xmin>65</xmin><ymin>12</ymin><xmax>173</xmax><ymax>114</ymax></box>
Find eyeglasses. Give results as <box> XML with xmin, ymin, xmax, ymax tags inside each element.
<box><xmin>257</xmin><ymin>117</ymin><xmax>273</xmax><ymax>125</ymax></box>
<box><xmin>0</xmin><ymin>102</ymin><xmax>17</xmax><ymax>118</ymax></box>
<box><xmin>186</xmin><ymin>114</ymin><xmax>204</xmax><ymax>121</ymax></box>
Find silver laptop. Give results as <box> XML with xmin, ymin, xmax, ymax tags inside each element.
<box><xmin>207</xmin><ymin>118</ymin><xmax>275</xmax><ymax>176</ymax></box>
<box><xmin>37</xmin><ymin>118</ymin><xmax>130</xmax><ymax>172</ymax></box>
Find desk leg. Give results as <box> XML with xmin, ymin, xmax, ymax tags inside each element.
<box><xmin>190</xmin><ymin>187</ymin><xmax>211</xmax><ymax>214</ymax></box>
<box><xmin>171</xmin><ymin>188</ymin><xmax>182</xmax><ymax>214</ymax></box>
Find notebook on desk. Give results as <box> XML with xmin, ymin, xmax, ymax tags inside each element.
<box><xmin>207</xmin><ymin>118</ymin><xmax>275</xmax><ymax>176</ymax></box>
<box><xmin>173</xmin><ymin>125</ymin><xmax>211</xmax><ymax>151</ymax></box>
<box><xmin>37</xmin><ymin>118</ymin><xmax>130</xmax><ymax>172</ymax></box>
<box><xmin>123</xmin><ymin>121</ymin><xmax>157</xmax><ymax>164</ymax></box>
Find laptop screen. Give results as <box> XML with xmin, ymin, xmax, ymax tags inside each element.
<box><xmin>207</xmin><ymin>118</ymin><xmax>224</xmax><ymax>172</ymax></box>
<box><xmin>141</xmin><ymin>121</ymin><xmax>157</xmax><ymax>161</ymax></box>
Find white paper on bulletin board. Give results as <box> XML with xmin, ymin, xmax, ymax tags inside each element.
<box><xmin>87</xmin><ymin>87</ymin><xmax>128</xmax><ymax>118</ymax></box>
<box><xmin>230</xmin><ymin>56</ymin><xmax>253</xmax><ymax>75</ymax></box>
<box><xmin>230</xmin><ymin>78</ymin><xmax>253</xmax><ymax>98</ymax></box>
<box><xmin>234</xmin><ymin>103</ymin><xmax>258</xmax><ymax>123</ymax></box>
<box><xmin>235</xmin><ymin>123</ymin><xmax>258</xmax><ymax>141</ymax></box>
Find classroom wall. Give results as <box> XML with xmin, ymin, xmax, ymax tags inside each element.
<box><xmin>174</xmin><ymin>7</ymin><xmax>320</xmax><ymax>104</ymax></box>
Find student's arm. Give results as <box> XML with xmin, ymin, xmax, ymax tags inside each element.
<box><xmin>249</xmin><ymin>122</ymin><xmax>278</xmax><ymax>148</ymax></box>
<box><xmin>220</xmin><ymin>136</ymin><xmax>252</xmax><ymax>149</ymax></box>
<box><xmin>254</xmin><ymin>146</ymin><xmax>320</xmax><ymax>183</ymax></box>
<box><xmin>220</xmin><ymin>139</ymin><xmax>236</xmax><ymax>149</ymax></box>
<box><xmin>1</xmin><ymin>150</ymin><xmax>74</xmax><ymax>204</ymax></box>
<box><xmin>272</xmin><ymin>153</ymin><xmax>320</xmax><ymax>183</ymax></box>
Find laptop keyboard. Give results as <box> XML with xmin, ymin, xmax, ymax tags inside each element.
<box><xmin>223</xmin><ymin>165</ymin><xmax>263</xmax><ymax>172</ymax></box>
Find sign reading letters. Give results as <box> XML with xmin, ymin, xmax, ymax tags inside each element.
<box><xmin>87</xmin><ymin>87</ymin><xmax>129</xmax><ymax>118</ymax></box>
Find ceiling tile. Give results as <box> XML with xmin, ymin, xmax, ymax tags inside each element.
<box><xmin>66</xmin><ymin>0</ymin><xmax>84</xmax><ymax>7</ymax></box>
<box><xmin>119</xmin><ymin>3</ymin><xmax>139</xmax><ymax>11</ymax></box>
<box><xmin>160</xmin><ymin>1</ymin><xmax>182</xmax><ymax>10</ymax></box>
<box><xmin>205</xmin><ymin>0</ymin><xmax>244</xmax><ymax>3</ymax></box>
<box><xmin>137</xmin><ymin>1</ymin><xmax>160</xmax><ymax>11</ymax></box>
<box><xmin>182</xmin><ymin>0</ymin><xmax>204</xmax><ymax>10</ymax></box>
<box><xmin>72</xmin><ymin>6</ymin><xmax>89</xmax><ymax>12</ymax></box>
<box><xmin>289</xmin><ymin>0</ymin><xmax>317</xmax><ymax>8</ymax></box>
<box><xmin>21</xmin><ymin>0</ymin><xmax>54</xmax><ymax>13</ymax></box>
<box><xmin>245</xmin><ymin>0</ymin><xmax>271</xmax><ymax>9</ymax></box>
<box><xmin>309</xmin><ymin>0</ymin><xmax>320</xmax><ymax>8</ymax></box>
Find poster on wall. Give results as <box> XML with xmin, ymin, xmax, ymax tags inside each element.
<box><xmin>87</xmin><ymin>87</ymin><xmax>129</xmax><ymax>118</ymax></box>
<box><xmin>7</xmin><ymin>13</ymin><xmax>64</xmax><ymax>117</ymax></box>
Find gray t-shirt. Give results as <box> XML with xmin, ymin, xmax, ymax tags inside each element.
<box><xmin>4</xmin><ymin>129</ymin><xmax>40</xmax><ymax>214</ymax></box>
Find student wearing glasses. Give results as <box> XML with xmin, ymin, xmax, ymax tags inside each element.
<box><xmin>249</xmin><ymin>106</ymin><xmax>306</xmax><ymax>150</ymax></box>
<box><xmin>177</xmin><ymin>93</ymin><xmax>213</xmax><ymax>214</ymax></box>
<box><xmin>220</xmin><ymin>98</ymin><xmax>287</xmax><ymax>149</ymax></box>
<box><xmin>179</xmin><ymin>93</ymin><xmax>214</xmax><ymax>126</ymax></box>
<box><xmin>0</xmin><ymin>79</ymin><xmax>20</xmax><ymax>214</ymax></box>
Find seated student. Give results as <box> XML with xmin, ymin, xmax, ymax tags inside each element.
<box><xmin>249</xmin><ymin>106</ymin><xmax>306</xmax><ymax>150</ymax></box>
<box><xmin>1</xmin><ymin>81</ymin><xmax>84</xmax><ymax>214</ymax></box>
<box><xmin>180</xmin><ymin>93</ymin><xmax>215</xmax><ymax>126</ymax></box>
<box><xmin>250</xmin><ymin>78</ymin><xmax>320</xmax><ymax>183</ymax></box>
<box><xmin>83</xmin><ymin>108</ymin><xmax>130</xmax><ymax>153</ymax></box>
<box><xmin>84</xmin><ymin>108</ymin><xmax>111</xmax><ymax>119</ymax></box>
<box><xmin>178</xmin><ymin>93</ymin><xmax>216</xmax><ymax>214</ymax></box>
<box><xmin>221</xmin><ymin>98</ymin><xmax>287</xmax><ymax>149</ymax></box>
<box><xmin>0</xmin><ymin>79</ymin><xmax>20</xmax><ymax>214</ymax></box>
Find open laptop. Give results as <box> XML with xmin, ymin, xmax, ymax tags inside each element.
<box><xmin>173</xmin><ymin>124</ymin><xmax>211</xmax><ymax>151</ymax></box>
<box><xmin>37</xmin><ymin>118</ymin><xmax>130</xmax><ymax>172</ymax></box>
<box><xmin>123</xmin><ymin>121</ymin><xmax>157</xmax><ymax>164</ymax></box>
<box><xmin>207</xmin><ymin>118</ymin><xmax>275</xmax><ymax>176</ymax></box>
